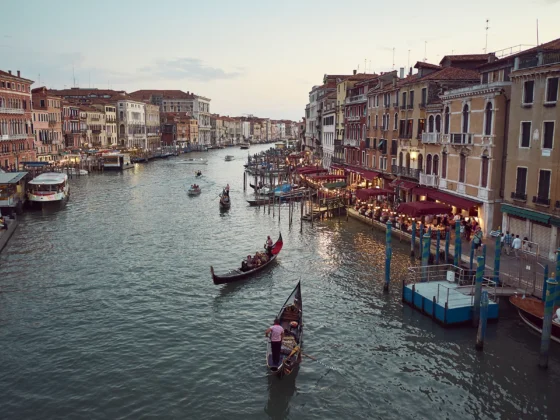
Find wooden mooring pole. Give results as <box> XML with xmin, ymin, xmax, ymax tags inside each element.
<box><xmin>472</xmin><ymin>255</ymin><xmax>485</xmax><ymax>327</ymax></box>
<box><xmin>454</xmin><ymin>220</ymin><xmax>461</xmax><ymax>266</ymax></box>
<box><xmin>410</xmin><ymin>222</ymin><xmax>416</xmax><ymax>258</ymax></box>
<box><xmin>539</xmin><ymin>278</ymin><xmax>558</xmax><ymax>369</ymax></box>
<box><xmin>475</xmin><ymin>290</ymin><xmax>489</xmax><ymax>351</ymax></box>
<box><xmin>494</xmin><ymin>228</ymin><xmax>501</xmax><ymax>284</ymax></box>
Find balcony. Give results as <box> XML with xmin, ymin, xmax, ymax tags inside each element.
<box><xmin>533</xmin><ymin>196</ymin><xmax>551</xmax><ymax>206</ymax></box>
<box><xmin>450</xmin><ymin>133</ymin><xmax>473</xmax><ymax>145</ymax></box>
<box><xmin>400</xmin><ymin>104</ymin><xmax>408</xmax><ymax>110</ymax></box>
<box><xmin>347</xmin><ymin>116</ymin><xmax>361</xmax><ymax>122</ymax></box>
<box><xmin>419</xmin><ymin>173</ymin><xmax>438</xmax><ymax>187</ymax></box>
<box><xmin>393</xmin><ymin>102</ymin><xmax>399</xmax><ymax>108</ymax></box>
<box><xmin>1</xmin><ymin>134</ymin><xmax>28</xmax><ymax>141</ymax></box>
<box><xmin>511</xmin><ymin>191</ymin><xmax>527</xmax><ymax>202</ymax></box>
<box><xmin>345</xmin><ymin>94</ymin><xmax>367</xmax><ymax>104</ymax></box>
<box><xmin>48</xmin><ymin>120</ymin><xmax>57</xmax><ymax>127</ymax></box>
<box><xmin>344</xmin><ymin>139</ymin><xmax>358</xmax><ymax>147</ymax></box>
<box><xmin>422</xmin><ymin>132</ymin><xmax>441</xmax><ymax>144</ymax></box>
<box><xmin>518</xmin><ymin>56</ymin><xmax>539</xmax><ymax>70</ymax></box>
<box><xmin>391</xmin><ymin>165</ymin><xmax>420</xmax><ymax>179</ymax></box>
<box><xmin>0</xmin><ymin>107</ymin><xmax>25</xmax><ymax>114</ymax></box>
<box><xmin>407</xmin><ymin>104</ymin><xmax>414</xmax><ymax>110</ymax></box>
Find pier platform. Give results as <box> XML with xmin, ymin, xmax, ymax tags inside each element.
<box><xmin>402</xmin><ymin>265</ymin><xmax>500</xmax><ymax>326</ymax></box>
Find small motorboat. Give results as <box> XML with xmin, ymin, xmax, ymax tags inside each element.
<box><xmin>62</xmin><ymin>168</ymin><xmax>88</xmax><ymax>176</ymax></box>
<box><xmin>180</xmin><ymin>158</ymin><xmax>208</xmax><ymax>165</ymax></box>
<box><xmin>266</xmin><ymin>281</ymin><xmax>302</xmax><ymax>378</ymax></box>
<box><xmin>510</xmin><ymin>295</ymin><xmax>560</xmax><ymax>343</ymax></box>
<box><xmin>225</xmin><ymin>155</ymin><xmax>235</xmax><ymax>161</ymax></box>
<box><xmin>188</xmin><ymin>185</ymin><xmax>201</xmax><ymax>196</ymax></box>
<box><xmin>240</xmin><ymin>143</ymin><xmax>250</xmax><ymax>150</ymax></box>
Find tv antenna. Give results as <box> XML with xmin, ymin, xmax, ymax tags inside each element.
<box><xmin>73</xmin><ymin>66</ymin><xmax>76</xmax><ymax>87</ymax></box>
<box><xmin>392</xmin><ymin>47</ymin><xmax>395</xmax><ymax>70</ymax></box>
<box><xmin>424</xmin><ymin>41</ymin><xmax>427</xmax><ymax>62</ymax></box>
<box><xmin>484</xmin><ymin>19</ymin><xmax>490</xmax><ymax>53</ymax></box>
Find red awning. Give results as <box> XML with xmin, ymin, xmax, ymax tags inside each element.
<box><xmin>390</xmin><ymin>180</ymin><xmax>418</xmax><ymax>190</ymax></box>
<box><xmin>412</xmin><ymin>187</ymin><xmax>481</xmax><ymax>210</ymax></box>
<box><xmin>397</xmin><ymin>201</ymin><xmax>453</xmax><ymax>218</ymax></box>
<box><xmin>307</xmin><ymin>175</ymin><xmax>347</xmax><ymax>181</ymax></box>
<box><xmin>355</xmin><ymin>188</ymin><xmax>395</xmax><ymax>200</ymax></box>
<box><xmin>299</xmin><ymin>168</ymin><xmax>328</xmax><ymax>175</ymax></box>
<box><xmin>344</xmin><ymin>166</ymin><xmax>380</xmax><ymax>180</ymax></box>
<box><xmin>330</xmin><ymin>163</ymin><xmax>345</xmax><ymax>170</ymax></box>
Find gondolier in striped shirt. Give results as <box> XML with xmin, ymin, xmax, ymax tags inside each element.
<box><xmin>265</xmin><ymin>319</ymin><xmax>284</xmax><ymax>365</ymax></box>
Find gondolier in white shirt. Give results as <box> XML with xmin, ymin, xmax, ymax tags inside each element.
<box><xmin>265</xmin><ymin>319</ymin><xmax>284</xmax><ymax>365</ymax></box>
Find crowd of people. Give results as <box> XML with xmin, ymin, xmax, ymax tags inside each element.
<box><xmin>500</xmin><ymin>231</ymin><xmax>533</xmax><ymax>258</ymax></box>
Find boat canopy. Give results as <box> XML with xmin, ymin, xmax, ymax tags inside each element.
<box><xmin>0</xmin><ymin>172</ymin><xmax>28</xmax><ymax>184</ymax></box>
<box><xmin>29</xmin><ymin>173</ymin><xmax>68</xmax><ymax>185</ymax></box>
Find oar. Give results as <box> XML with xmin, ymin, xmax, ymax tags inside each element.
<box><xmin>302</xmin><ymin>353</ymin><xmax>317</xmax><ymax>361</ymax></box>
<box><xmin>302</xmin><ymin>352</ymin><xmax>343</xmax><ymax>372</ymax></box>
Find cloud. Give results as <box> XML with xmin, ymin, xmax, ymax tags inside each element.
<box><xmin>140</xmin><ymin>58</ymin><xmax>244</xmax><ymax>82</ymax></box>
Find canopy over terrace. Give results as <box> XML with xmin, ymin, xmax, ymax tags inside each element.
<box><xmin>307</xmin><ymin>175</ymin><xmax>347</xmax><ymax>181</ymax></box>
<box><xmin>355</xmin><ymin>188</ymin><xmax>395</xmax><ymax>201</ymax></box>
<box><xmin>397</xmin><ymin>201</ymin><xmax>452</xmax><ymax>218</ymax></box>
<box><xmin>323</xmin><ymin>181</ymin><xmax>347</xmax><ymax>190</ymax></box>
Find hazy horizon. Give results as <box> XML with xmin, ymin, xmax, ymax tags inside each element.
<box><xmin>2</xmin><ymin>0</ymin><xmax>559</xmax><ymax>120</ymax></box>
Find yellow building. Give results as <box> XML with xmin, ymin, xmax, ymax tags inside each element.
<box><xmin>92</xmin><ymin>102</ymin><xmax>116</xmax><ymax>146</ymax></box>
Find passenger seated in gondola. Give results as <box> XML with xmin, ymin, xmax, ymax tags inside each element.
<box><xmin>241</xmin><ymin>255</ymin><xmax>254</xmax><ymax>271</ymax></box>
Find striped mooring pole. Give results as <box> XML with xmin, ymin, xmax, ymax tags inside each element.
<box><xmin>542</xmin><ymin>264</ymin><xmax>549</xmax><ymax>302</ymax></box>
<box><xmin>494</xmin><ymin>228</ymin><xmax>501</xmax><ymax>285</ymax></box>
<box><xmin>475</xmin><ymin>290</ymin><xmax>489</xmax><ymax>351</ymax></box>
<box><xmin>410</xmin><ymin>222</ymin><xmax>416</xmax><ymax>257</ymax></box>
<box><xmin>469</xmin><ymin>240</ymin><xmax>475</xmax><ymax>271</ymax></box>
<box><xmin>454</xmin><ymin>220</ymin><xmax>461</xmax><ymax>266</ymax></box>
<box><xmin>445</xmin><ymin>230</ymin><xmax>450</xmax><ymax>264</ymax></box>
<box><xmin>419</xmin><ymin>223</ymin><xmax>425</xmax><ymax>260</ymax></box>
<box><xmin>384</xmin><ymin>221</ymin><xmax>392</xmax><ymax>292</ymax></box>
<box><xmin>421</xmin><ymin>233</ymin><xmax>430</xmax><ymax>282</ymax></box>
<box><xmin>472</xmin><ymin>255</ymin><xmax>485</xmax><ymax>327</ymax></box>
<box><xmin>539</xmin><ymin>278</ymin><xmax>558</xmax><ymax>368</ymax></box>
<box><xmin>436</xmin><ymin>230</ymin><xmax>441</xmax><ymax>265</ymax></box>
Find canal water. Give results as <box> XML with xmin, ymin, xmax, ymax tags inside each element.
<box><xmin>1</xmin><ymin>144</ymin><xmax>559</xmax><ymax>420</ymax></box>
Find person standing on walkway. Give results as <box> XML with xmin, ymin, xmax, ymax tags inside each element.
<box><xmin>512</xmin><ymin>235</ymin><xmax>522</xmax><ymax>258</ymax></box>
<box><xmin>473</xmin><ymin>226</ymin><xmax>483</xmax><ymax>255</ymax></box>
<box><xmin>503</xmin><ymin>231</ymin><xmax>513</xmax><ymax>256</ymax></box>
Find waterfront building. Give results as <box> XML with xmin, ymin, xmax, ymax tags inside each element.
<box><xmin>144</xmin><ymin>103</ymin><xmax>161</xmax><ymax>152</ymax></box>
<box><xmin>194</xmin><ymin>96</ymin><xmax>211</xmax><ymax>146</ymax></box>
<box><xmin>499</xmin><ymin>38</ymin><xmax>560</xmax><ymax>260</ymax></box>
<box><xmin>305</xmin><ymin>80</ymin><xmax>335</xmax><ymax>153</ymax></box>
<box><xmin>32</xmin><ymin>87</ymin><xmax>64</xmax><ymax>162</ymax></box>
<box><xmin>210</xmin><ymin>115</ymin><xmax>225</xmax><ymax>146</ymax></box>
<box><xmin>0</xmin><ymin>69</ymin><xmax>35</xmax><ymax>169</ymax></box>
<box><xmin>320</xmin><ymin>93</ymin><xmax>337</xmax><ymax>168</ymax></box>
<box><xmin>161</xmin><ymin>112</ymin><xmax>196</xmax><ymax>149</ymax></box>
<box><xmin>117</xmin><ymin>98</ymin><xmax>146</xmax><ymax>149</ymax></box>
<box><xmin>62</xmin><ymin>102</ymin><xmax>81</xmax><ymax>148</ymax></box>
<box><xmin>241</xmin><ymin>120</ymin><xmax>250</xmax><ymax>141</ymax></box>
<box><xmin>91</xmin><ymin>102</ymin><xmax>117</xmax><ymax>146</ymax></box>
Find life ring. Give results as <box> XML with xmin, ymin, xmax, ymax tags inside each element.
<box><xmin>290</xmin><ymin>321</ymin><xmax>298</xmax><ymax>328</ymax></box>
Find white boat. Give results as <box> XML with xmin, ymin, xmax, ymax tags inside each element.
<box><xmin>28</xmin><ymin>173</ymin><xmax>69</xmax><ymax>204</ymax></box>
<box><xmin>225</xmin><ymin>155</ymin><xmax>235</xmax><ymax>161</ymax></box>
<box><xmin>62</xmin><ymin>168</ymin><xmax>88</xmax><ymax>176</ymax></box>
<box><xmin>103</xmin><ymin>153</ymin><xmax>134</xmax><ymax>170</ymax></box>
<box><xmin>188</xmin><ymin>185</ymin><xmax>202</xmax><ymax>196</ymax></box>
<box><xmin>181</xmin><ymin>158</ymin><xmax>208</xmax><ymax>165</ymax></box>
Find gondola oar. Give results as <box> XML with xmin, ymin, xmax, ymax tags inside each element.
<box><xmin>302</xmin><ymin>352</ymin><xmax>343</xmax><ymax>372</ymax></box>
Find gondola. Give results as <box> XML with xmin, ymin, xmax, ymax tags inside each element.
<box><xmin>509</xmin><ymin>295</ymin><xmax>560</xmax><ymax>343</ymax></box>
<box><xmin>266</xmin><ymin>281</ymin><xmax>303</xmax><ymax>378</ymax></box>
<box><xmin>195</xmin><ymin>171</ymin><xmax>202</xmax><ymax>177</ymax></box>
<box><xmin>188</xmin><ymin>185</ymin><xmax>201</xmax><ymax>196</ymax></box>
<box><xmin>219</xmin><ymin>193</ymin><xmax>231</xmax><ymax>209</ymax></box>
<box><xmin>210</xmin><ymin>233</ymin><xmax>283</xmax><ymax>285</ymax></box>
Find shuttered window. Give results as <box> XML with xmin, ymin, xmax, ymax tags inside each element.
<box><xmin>442</xmin><ymin>153</ymin><xmax>447</xmax><ymax>178</ymax></box>
<box><xmin>484</xmin><ymin>103</ymin><xmax>493</xmax><ymax>136</ymax></box>
<box><xmin>459</xmin><ymin>154</ymin><xmax>466</xmax><ymax>182</ymax></box>
<box><xmin>523</xmin><ymin>81</ymin><xmax>534</xmax><ymax>104</ymax></box>
<box><xmin>546</xmin><ymin>77</ymin><xmax>558</xmax><ymax>103</ymax></box>
<box><xmin>538</xmin><ymin>170</ymin><xmax>551</xmax><ymax>200</ymax></box>
<box><xmin>481</xmin><ymin>156</ymin><xmax>489</xmax><ymax>188</ymax></box>
<box><xmin>444</xmin><ymin>107</ymin><xmax>450</xmax><ymax>134</ymax></box>
<box><xmin>516</xmin><ymin>167</ymin><xmax>527</xmax><ymax>195</ymax></box>
<box><xmin>543</xmin><ymin>122</ymin><xmax>554</xmax><ymax>149</ymax></box>
<box><xmin>520</xmin><ymin>122</ymin><xmax>531</xmax><ymax>148</ymax></box>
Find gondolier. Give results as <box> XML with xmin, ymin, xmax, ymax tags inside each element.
<box><xmin>265</xmin><ymin>319</ymin><xmax>284</xmax><ymax>365</ymax></box>
<box><xmin>265</xmin><ymin>235</ymin><xmax>273</xmax><ymax>256</ymax></box>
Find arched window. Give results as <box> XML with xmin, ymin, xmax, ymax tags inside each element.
<box><xmin>462</xmin><ymin>104</ymin><xmax>470</xmax><ymax>133</ymax></box>
<box><xmin>484</xmin><ymin>102</ymin><xmax>493</xmax><ymax>136</ymax></box>
<box><xmin>444</xmin><ymin>107</ymin><xmax>450</xmax><ymax>134</ymax></box>
<box><xmin>435</xmin><ymin>115</ymin><xmax>441</xmax><ymax>133</ymax></box>
<box><xmin>428</xmin><ymin>115</ymin><xmax>434</xmax><ymax>133</ymax></box>
<box><xmin>399</xmin><ymin>151</ymin><xmax>403</xmax><ymax>167</ymax></box>
<box><xmin>441</xmin><ymin>152</ymin><xmax>447</xmax><ymax>178</ymax></box>
<box><xmin>433</xmin><ymin>154</ymin><xmax>439</xmax><ymax>176</ymax></box>
<box><xmin>426</xmin><ymin>154</ymin><xmax>432</xmax><ymax>175</ymax></box>
<box><xmin>480</xmin><ymin>152</ymin><xmax>489</xmax><ymax>188</ymax></box>
<box><xmin>406</xmin><ymin>152</ymin><xmax>411</xmax><ymax>168</ymax></box>
<box><xmin>119</xmin><ymin>124</ymin><xmax>125</xmax><ymax>136</ymax></box>
<box><xmin>459</xmin><ymin>153</ymin><xmax>467</xmax><ymax>183</ymax></box>
<box><xmin>417</xmin><ymin>153</ymin><xmax>423</xmax><ymax>171</ymax></box>
<box><xmin>394</xmin><ymin>113</ymin><xmax>398</xmax><ymax>130</ymax></box>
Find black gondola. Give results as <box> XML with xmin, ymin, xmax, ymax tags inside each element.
<box><xmin>219</xmin><ymin>192</ymin><xmax>231</xmax><ymax>209</ymax></box>
<box><xmin>195</xmin><ymin>171</ymin><xmax>202</xmax><ymax>177</ymax></box>
<box><xmin>210</xmin><ymin>233</ymin><xmax>283</xmax><ymax>285</ymax></box>
<box><xmin>266</xmin><ymin>281</ymin><xmax>302</xmax><ymax>378</ymax></box>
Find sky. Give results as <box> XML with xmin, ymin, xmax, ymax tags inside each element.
<box><xmin>1</xmin><ymin>0</ymin><xmax>559</xmax><ymax>120</ymax></box>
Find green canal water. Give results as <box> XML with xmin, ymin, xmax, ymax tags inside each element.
<box><xmin>0</xmin><ymin>145</ymin><xmax>559</xmax><ymax>419</ymax></box>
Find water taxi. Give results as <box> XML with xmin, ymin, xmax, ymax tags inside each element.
<box><xmin>27</xmin><ymin>173</ymin><xmax>69</xmax><ymax>205</ymax></box>
<box><xmin>103</xmin><ymin>153</ymin><xmax>134</xmax><ymax>170</ymax></box>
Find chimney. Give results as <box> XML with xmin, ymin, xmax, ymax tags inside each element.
<box><xmin>8</xmin><ymin>70</ymin><xmax>11</xmax><ymax>75</ymax></box>
<box><xmin>17</xmin><ymin>70</ymin><xmax>20</xmax><ymax>77</ymax></box>
<box><xmin>409</xmin><ymin>67</ymin><xmax>413</xmax><ymax>76</ymax></box>
<box><xmin>399</xmin><ymin>67</ymin><xmax>405</xmax><ymax>79</ymax></box>
<box><xmin>353</xmin><ymin>69</ymin><xmax>357</xmax><ymax>75</ymax></box>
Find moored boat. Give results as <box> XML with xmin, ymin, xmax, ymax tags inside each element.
<box><xmin>27</xmin><ymin>173</ymin><xmax>70</xmax><ymax>205</ymax></box>
<box><xmin>266</xmin><ymin>281</ymin><xmax>302</xmax><ymax>378</ymax></box>
<box><xmin>103</xmin><ymin>153</ymin><xmax>134</xmax><ymax>170</ymax></box>
<box><xmin>210</xmin><ymin>233</ymin><xmax>283</xmax><ymax>285</ymax></box>
<box><xmin>240</xmin><ymin>143</ymin><xmax>250</xmax><ymax>150</ymax></box>
<box><xmin>195</xmin><ymin>170</ymin><xmax>202</xmax><ymax>177</ymax></box>
<box><xmin>509</xmin><ymin>295</ymin><xmax>560</xmax><ymax>343</ymax></box>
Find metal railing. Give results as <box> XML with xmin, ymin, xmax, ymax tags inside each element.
<box><xmin>419</xmin><ymin>173</ymin><xmax>437</xmax><ymax>187</ymax></box>
<box><xmin>345</xmin><ymin>94</ymin><xmax>367</xmax><ymax>104</ymax></box>
<box><xmin>392</xmin><ymin>165</ymin><xmax>420</xmax><ymax>179</ymax></box>
<box><xmin>0</xmin><ymin>107</ymin><xmax>25</xmax><ymax>114</ymax></box>
<box><xmin>450</xmin><ymin>133</ymin><xmax>473</xmax><ymax>145</ymax></box>
<box><xmin>422</xmin><ymin>132</ymin><xmax>441</xmax><ymax>144</ymax></box>
<box><xmin>511</xmin><ymin>191</ymin><xmax>527</xmax><ymax>201</ymax></box>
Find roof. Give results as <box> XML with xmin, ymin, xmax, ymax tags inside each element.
<box><xmin>129</xmin><ymin>89</ymin><xmax>197</xmax><ymax>100</ymax></box>
<box><xmin>50</xmin><ymin>88</ymin><xmax>127</xmax><ymax>100</ymax></box>
<box><xmin>0</xmin><ymin>70</ymin><xmax>33</xmax><ymax>83</ymax></box>
<box><xmin>482</xmin><ymin>37</ymin><xmax>560</xmax><ymax>68</ymax></box>
<box><xmin>439</xmin><ymin>54</ymin><xmax>492</xmax><ymax>65</ymax></box>
<box><xmin>0</xmin><ymin>172</ymin><xmax>28</xmax><ymax>184</ymax></box>
<box><xmin>414</xmin><ymin>61</ymin><xmax>442</xmax><ymax>70</ymax></box>
<box><xmin>420</xmin><ymin>67</ymin><xmax>479</xmax><ymax>81</ymax></box>
<box><xmin>29</xmin><ymin>172</ymin><xmax>68</xmax><ymax>185</ymax></box>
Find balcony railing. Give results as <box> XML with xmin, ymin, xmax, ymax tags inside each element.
<box><xmin>422</xmin><ymin>132</ymin><xmax>441</xmax><ymax>144</ymax></box>
<box><xmin>347</xmin><ymin>116</ymin><xmax>361</xmax><ymax>122</ymax></box>
<box><xmin>344</xmin><ymin>139</ymin><xmax>358</xmax><ymax>147</ymax></box>
<box><xmin>393</xmin><ymin>102</ymin><xmax>399</xmax><ymax>108</ymax></box>
<box><xmin>1</xmin><ymin>134</ymin><xmax>28</xmax><ymax>141</ymax></box>
<box><xmin>345</xmin><ymin>94</ymin><xmax>367</xmax><ymax>104</ymax></box>
<box><xmin>407</xmin><ymin>104</ymin><xmax>414</xmax><ymax>109</ymax></box>
<box><xmin>400</xmin><ymin>104</ymin><xmax>408</xmax><ymax>110</ymax></box>
<box><xmin>450</xmin><ymin>133</ymin><xmax>473</xmax><ymax>145</ymax></box>
<box><xmin>391</xmin><ymin>165</ymin><xmax>420</xmax><ymax>179</ymax></box>
<box><xmin>543</xmin><ymin>52</ymin><xmax>560</xmax><ymax>66</ymax></box>
<box><xmin>419</xmin><ymin>102</ymin><xmax>427</xmax><ymax>109</ymax></box>
<box><xmin>533</xmin><ymin>196</ymin><xmax>551</xmax><ymax>206</ymax></box>
<box><xmin>0</xmin><ymin>107</ymin><xmax>25</xmax><ymax>114</ymax></box>
<box><xmin>518</xmin><ymin>56</ymin><xmax>539</xmax><ymax>70</ymax></box>
<box><xmin>511</xmin><ymin>191</ymin><xmax>527</xmax><ymax>202</ymax></box>
<box><xmin>419</xmin><ymin>173</ymin><xmax>438</xmax><ymax>187</ymax></box>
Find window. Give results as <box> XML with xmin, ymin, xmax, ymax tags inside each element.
<box><xmin>417</xmin><ymin>154</ymin><xmax>423</xmax><ymax>172</ymax></box>
<box><xmin>481</xmin><ymin>155</ymin><xmax>489</xmax><ymax>188</ymax></box>
<box><xmin>394</xmin><ymin>113</ymin><xmax>398</xmax><ymax>130</ymax></box>
<box><xmin>435</xmin><ymin>115</ymin><xmax>441</xmax><ymax>133</ymax></box>
<box><xmin>546</xmin><ymin>77</ymin><xmax>559</xmax><ymax>103</ymax></box>
<box><xmin>484</xmin><ymin>103</ymin><xmax>493</xmax><ymax>136</ymax></box>
<box><xmin>459</xmin><ymin>154</ymin><xmax>466</xmax><ymax>183</ymax></box>
<box><xmin>40</xmin><ymin>99</ymin><xmax>45</xmax><ymax>107</ymax></box>
<box><xmin>362</xmin><ymin>150</ymin><xmax>366</xmax><ymax>165</ymax></box>
<box><xmin>417</xmin><ymin>119</ymin><xmax>425</xmax><ymax>138</ymax></box>
<box><xmin>523</xmin><ymin>80</ymin><xmax>534</xmax><ymax>104</ymax></box>
<box><xmin>367</xmin><ymin>115</ymin><xmax>370</xmax><ymax>128</ymax></box>
<box><xmin>520</xmin><ymin>122</ymin><xmax>531</xmax><ymax>148</ymax></box>
<box><xmin>372</xmin><ymin>156</ymin><xmax>376</xmax><ymax>168</ymax></box>
<box><xmin>421</xmin><ymin>88</ymin><xmax>427</xmax><ymax>106</ymax></box>
<box><xmin>543</xmin><ymin>121</ymin><xmax>554</xmax><ymax>149</ymax></box>
<box><xmin>515</xmin><ymin>167</ymin><xmax>528</xmax><ymax>195</ymax></box>
<box><xmin>482</xmin><ymin>72</ymin><xmax>489</xmax><ymax>84</ymax></box>
<box><xmin>375</xmin><ymin>115</ymin><xmax>378</xmax><ymax>128</ymax></box>
<box><xmin>537</xmin><ymin>170</ymin><xmax>551</xmax><ymax>201</ymax></box>
<box><xmin>462</xmin><ymin>104</ymin><xmax>469</xmax><ymax>133</ymax></box>
<box><xmin>402</xmin><ymin>92</ymin><xmax>407</xmax><ymax>107</ymax></box>
<box><xmin>426</xmin><ymin>154</ymin><xmax>432</xmax><ymax>175</ymax></box>
<box><xmin>444</xmin><ymin>107</ymin><xmax>450</xmax><ymax>134</ymax></box>
<box><xmin>428</xmin><ymin>116</ymin><xmax>434</xmax><ymax>132</ymax></box>
<box><xmin>399</xmin><ymin>152</ymin><xmax>403</xmax><ymax>167</ymax></box>
<box><xmin>433</xmin><ymin>154</ymin><xmax>439</xmax><ymax>176</ymax></box>
<box><xmin>409</xmin><ymin>91</ymin><xmax>414</xmax><ymax>108</ymax></box>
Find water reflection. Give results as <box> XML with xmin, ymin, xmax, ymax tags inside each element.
<box><xmin>264</xmin><ymin>368</ymin><xmax>299</xmax><ymax>420</ymax></box>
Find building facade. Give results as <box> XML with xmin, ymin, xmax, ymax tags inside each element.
<box><xmin>194</xmin><ymin>96</ymin><xmax>211</xmax><ymax>146</ymax></box>
<box><xmin>62</xmin><ymin>102</ymin><xmax>81</xmax><ymax>148</ymax></box>
<box><xmin>0</xmin><ymin>70</ymin><xmax>35</xmax><ymax>169</ymax></box>
<box><xmin>145</xmin><ymin>103</ymin><xmax>161</xmax><ymax>151</ymax></box>
<box><xmin>321</xmin><ymin>93</ymin><xmax>337</xmax><ymax>168</ymax></box>
<box><xmin>32</xmin><ymin>87</ymin><xmax>64</xmax><ymax>162</ymax></box>
<box><xmin>500</xmin><ymin>40</ymin><xmax>560</xmax><ymax>260</ymax></box>
<box><xmin>117</xmin><ymin>99</ymin><xmax>146</xmax><ymax>149</ymax></box>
